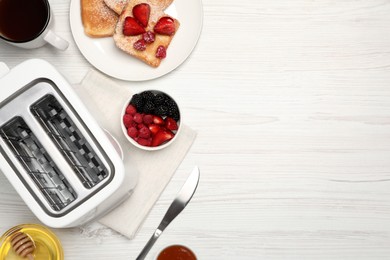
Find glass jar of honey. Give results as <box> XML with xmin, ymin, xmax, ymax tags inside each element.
<box><xmin>0</xmin><ymin>224</ymin><xmax>64</xmax><ymax>260</ymax></box>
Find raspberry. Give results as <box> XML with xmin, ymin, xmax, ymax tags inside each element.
<box><xmin>156</xmin><ymin>45</ymin><xmax>166</xmax><ymax>59</ymax></box>
<box><xmin>127</xmin><ymin>127</ymin><xmax>138</xmax><ymax>138</ymax></box>
<box><xmin>143</xmin><ymin>31</ymin><xmax>155</xmax><ymax>43</ymax></box>
<box><xmin>137</xmin><ymin>123</ymin><xmax>146</xmax><ymax>129</ymax></box>
<box><xmin>126</xmin><ymin>104</ymin><xmax>137</xmax><ymax>115</ymax></box>
<box><xmin>133</xmin><ymin>113</ymin><xmax>143</xmax><ymax>123</ymax></box>
<box><xmin>137</xmin><ymin>137</ymin><xmax>152</xmax><ymax>146</ymax></box>
<box><xmin>143</xmin><ymin>114</ymin><xmax>153</xmax><ymax>125</ymax></box>
<box><xmin>133</xmin><ymin>39</ymin><xmax>146</xmax><ymax>51</ymax></box>
<box><xmin>123</xmin><ymin>114</ymin><xmax>133</xmax><ymax>128</ymax></box>
<box><xmin>139</xmin><ymin>126</ymin><xmax>151</xmax><ymax>138</ymax></box>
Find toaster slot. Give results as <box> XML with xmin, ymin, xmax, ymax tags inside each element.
<box><xmin>0</xmin><ymin>117</ymin><xmax>77</xmax><ymax>211</ymax></box>
<box><xmin>30</xmin><ymin>94</ymin><xmax>109</xmax><ymax>189</ymax></box>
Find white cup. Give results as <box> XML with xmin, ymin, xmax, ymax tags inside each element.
<box><xmin>0</xmin><ymin>0</ymin><xmax>69</xmax><ymax>50</ymax></box>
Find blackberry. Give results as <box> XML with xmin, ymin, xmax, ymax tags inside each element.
<box><xmin>141</xmin><ymin>91</ymin><xmax>155</xmax><ymax>102</ymax></box>
<box><xmin>154</xmin><ymin>93</ymin><xmax>165</xmax><ymax>106</ymax></box>
<box><xmin>165</xmin><ymin>100</ymin><xmax>180</xmax><ymax>121</ymax></box>
<box><xmin>143</xmin><ymin>101</ymin><xmax>155</xmax><ymax>114</ymax></box>
<box><xmin>154</xmin><ymin>105</ymin><xmax>169</xmax><ymax>117</ymax></box>
<box><xmin>130</xmin><ymin>94</ymin><xmax>144</xmax><ymax>111</ymax></box>
<box><xmin>170</xmin><ymin>110</ymin><xmax>180</xmax><ymax>121</ymax></box>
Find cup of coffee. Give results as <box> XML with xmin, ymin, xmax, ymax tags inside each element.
<box><xmin>0</xmin><ymin>0</ymin><xmax>69</xmax><ymax>50</ymax></box>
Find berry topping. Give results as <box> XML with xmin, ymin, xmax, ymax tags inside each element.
<box><xmin>139</xmin><ymin>126</ymin><xmax>151</xmax><ymax>139</ymax></box>
<box><xmin>152</xmin><ymin>129</ymin><xmax>174</xmax><ymax>147</ymax></box>
<box><xmin>165</xmin><ymin>117</ymin><xmax>178</xmax><ymax>130</ymax></box>
<box><xmin>132</xmin><ymin>3</ymin><xmax>150</xmax><ymax>28</ymax></box>
<box><xmin>153</xmin><ymin>115</ymin><xmax>165</xmax><ymax>125</ymax></box>
<box><xmin>123</xmin><ymin>16</ymin><xmax>146</xmax><ymax>36</ymax></box>
<box><xmin>133</xmin><ymin>113</ymin><xmax>143</xmax><ymax>123</ymax></box>
<box><xmin>142</xmin><ymin>31</ymin><xmax>155</xmax><ymax>43</ymax></box>
<box><xmin>126</xmin><ymin>104</ymin><xmax>137</xmax><ymax>115</ymax></box>
<box><xmin>133</xmin><ymin>39</ymin><xmax>146</xmax><ymax>51</ymax></box>
<box><xmin>156</xmin><ymin>45</ymin><xmax>166</xmax><ymax>59</ymax></box>
<box><xmin>127</xmin><ymin>127</ymin><xmax>138</xmax><ymax>138</ymax></box>
<box><xmin>123</xmin><ymin>114</ymin><xmax>133</xmax><ymax>127</ymax></box>
<box><xmin>154</xmin><ymin>17</ymin><xmax>176</xmax><ymax>36</ymax></box>
<box><xmin>143</xmin><ymin>114</ymin><xmax>153</xmax><ymax>125</ymax></box>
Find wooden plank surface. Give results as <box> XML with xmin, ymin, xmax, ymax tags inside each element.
<box><xmin>1</xmin><ymin>0</ymin><xmax>390</xmax><ymax>259</ymax></box>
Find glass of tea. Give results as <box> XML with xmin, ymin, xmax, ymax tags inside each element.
<box><xmin>0</xmin><ymin>0</ymin><xmax>68</xmax><ymax>50</ymax></box>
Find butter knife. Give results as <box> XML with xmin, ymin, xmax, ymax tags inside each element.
<box><xmin>136</xmin><ymin>166</ymin><xmax>200</xmax><ymax>260</ymax></box>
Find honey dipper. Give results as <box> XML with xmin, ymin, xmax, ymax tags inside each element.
<box><xmin>10</xmin><ymin>231</ymin><xmax>35</xmax><ymax>260</ymax></box>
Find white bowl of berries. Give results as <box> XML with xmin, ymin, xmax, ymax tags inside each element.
<box><xmin>121</xmin><ymin>90</ymin><xmax>181</xmax><ymax>151</ymax></box>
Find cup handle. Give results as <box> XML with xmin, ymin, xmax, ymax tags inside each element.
<box><xmin>44</xmin><ymin>30</ymin><xmax>69</xmax><ymax>51</ymax></box>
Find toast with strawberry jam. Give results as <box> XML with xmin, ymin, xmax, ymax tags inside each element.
<box><xmin>81</xmin><ymin>0</ymin><xmax>118</xmax><ymax>37</ymax></box>
<box><xmin>113</xmin><ymin>0</ymin><xmax>180</xmax><ymax>67</ymax></box>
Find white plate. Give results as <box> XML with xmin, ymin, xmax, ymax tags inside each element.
<box><xmin>69</xmin><ymin>0</ymin><xmax>203</xmax><ymax>81</ymax></box>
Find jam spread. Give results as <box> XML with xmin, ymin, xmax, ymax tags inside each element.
<box><xmin>157</xmin><ymin>245</ymin><xmax>197</xmax><ymax>260</ymax></box>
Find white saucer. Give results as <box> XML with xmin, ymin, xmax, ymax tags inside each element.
<box><xmin>69</xmin><ymin>0</ymin><xmax>203</xmax><ymax>81</ymax></box>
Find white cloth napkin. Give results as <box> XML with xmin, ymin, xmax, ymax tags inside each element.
<box><xmin>73</xmin><ymin>70</ymin><xmax>197</xmax><ymax>239</ymax></box>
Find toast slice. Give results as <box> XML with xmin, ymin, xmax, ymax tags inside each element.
<box><xmin>81</xmin><ymin>0</ymin><xmax>119</xmax><ymax>37</ymax></box>
<box><xmin>103</xmin><ymin>0</ymin><xmax>129</xmax><ymax>14</ymax></box>
<box><xmin>113</xmin><ymin>0</ymin><xmax>180</xmax><ymax>67</ymax></box>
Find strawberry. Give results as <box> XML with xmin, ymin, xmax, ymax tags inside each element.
<box><xmin>154</xmin><ymin>17</ymin><xmax>176</xmax><ymax>36</ymax></box>
<box><xmin>127</xmin><ymin>127</ymin><xmax>138</xmax><ymax>138</ymax></box>
<box><xmin>126</xmin><ymin>104</ymin><xmax>137</xmax><ymax>115</ymax></box>
<box><xmin>123</xmin><ymin>114</ymin><xmax>133</xmax><ymax>128</ymax></box>
<box><xmin>153</xmin><ymin>115</ymin><xmax>165</xmax><ymax>125</ymax></box>
<box><xmin>133</xmin><ymin>3</ymin><xmax>150</xmax><ymax>28</ymax></box>
<box><xmin>165</xmin><ymin>117</ymin><xmax>178</xmax><ymax>130</ymax></box>
<box><xmin>148</xmin><ymin>124</ymin><xmax>161</xmax><ymax>135</ymax></box>
<box><xmin>142</xmin><ymin>31</ymin><xmax>155</xmax><ymax>43</ymax></box>
<box><xmin>152</xmin><ymin>129</ymin><xmax>175</xmax><ymax>147</ymax></box>
<box><xmin>156</xmin><ymin>45</ymin><xmax>166</xmax><ymax>59</ymax></box>
<box><xmin>133</xmin><ymin>39</ymin><xmax>146</xmax><ymax>51</ymax></box>
<box><xmin>123</xmin><ymin>16</ymin><xmax>145</xmax><ymax>36</ymax></box>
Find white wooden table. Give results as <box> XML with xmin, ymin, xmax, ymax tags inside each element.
<box><xmin>1</xmin><ymin>0</ymin><xmax>390</xmax><ymax>259</ymax></box>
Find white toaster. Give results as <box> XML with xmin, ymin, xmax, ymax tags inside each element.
<box><xmin>0</xmin><ymin>59</ymin><xmax>137</xmax><ymax>228</ymax></box>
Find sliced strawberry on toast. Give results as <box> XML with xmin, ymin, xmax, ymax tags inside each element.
<box><xmin>113</xmin><ymin>0</ymin><xmax>180</xmax><ymax>67</ymax></box>
<box><xmin>123</xmin><ymin>16</ymin><xmax>146</xmax><ymax>36</ymax></box>
<box><xmin>133</xmin><ymin>3</ymin><xmax>150</xmax><ymax>27</ymax></box>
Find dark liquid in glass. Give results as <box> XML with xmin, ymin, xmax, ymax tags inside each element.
<box><xmin>0</xmin><ymin>0</ymin><xmax>49</xmax><ymax>42</ymax></box>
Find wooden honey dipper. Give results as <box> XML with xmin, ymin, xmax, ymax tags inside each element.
<box><xmin>10</xmin><ymin>231</ymin><xmax>35</xmax><ymax>260</ymax></box>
